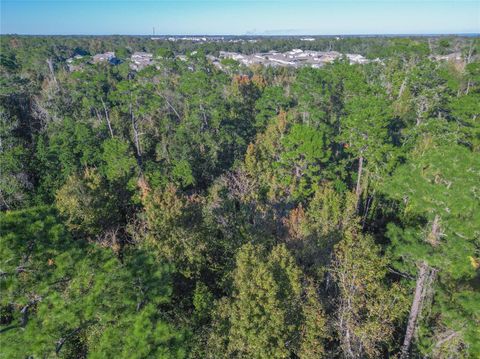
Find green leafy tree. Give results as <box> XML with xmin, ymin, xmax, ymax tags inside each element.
<box><xmin>338</xmin><ymin>93</ymin><xmax>394</xmax><ymax>207</ymax></box>
<box><xmin>382</xmin><ymin>141</ymin><xmax>480</xmax><ymax>358</ymax></box>
<box><xmin>101</xmin><ymin>137</ymin><xmax>138</xmax><ymax>182</ymax></box>
<box><xmin>254</xmin><ymin>85</ymin><xmax>291</xmax><ymax>130</ymax></box>
<box><xmin>141</xmin><ymin>184</ymin><xmax>208</xmax><ymax>278</ymax></box>
<box><xmin>277</xmin><ymin>123</ymin><xmax>332</xmax><ymax>200</ymax></box>
<box><xmin>298</xmin><ymin>281</ymin><xmax>328</xmax><ymax>358</ymax></box>
<box><xmin>0</xmin><ymin>206</ymin><xmax>185</xmax><ymax>358</ymax></box>
<box><xmin>69</xmin><ymin>66</ymin><xmax>117</xmax><ymax>138</ymax></box>
<box><xmin>331</xmin><ymin>228</ymin><xmax>407</xmax><ymax>358</ymax></box>
<box><xmin>209</xmin><ymin>243</ymin><xmax>326</xmax><ymax>358</ymax></box>
<box><xmin>35</xmin><ymin>118</ymin><xmax>102</xmax><ymax>201</ymax></box>
<box><xmin>55</xmin><ymin>168</ymin><xmax>121</xmax><ymax>239</ymax></box>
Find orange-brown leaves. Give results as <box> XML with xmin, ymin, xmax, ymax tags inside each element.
<box><xmin>283</xmin><ymin>205</ymin><xmax>307</xmax><ymax>241</ymax></box>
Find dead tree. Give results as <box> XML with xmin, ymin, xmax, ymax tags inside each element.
<box><xmin>400</xmin><ymin>262</ymin><xmax>429</xmax><ymax>359</ymax></box>
<box><xmin>400</xmin><ymin>217</ymin><xmax>440</xmax><ymax>358</ymax></box>
<box><xmin>355</xmin><ymin>155</ymin><xmax>364</xmax><ymax>204</ymax></box>
<box><xmin>46</xmin><ymin>59</ymin><xmax>57</xmax><ymax>86</ymax></box>
<box><xmin>130</xmin><ymin>102</ymin><xmax>142</xmax><ymax>163</ymax></box>
<box><xmin>100</xmin><ymin>98</ymin><xmax>114</xmax><ymax>138</ymax></box>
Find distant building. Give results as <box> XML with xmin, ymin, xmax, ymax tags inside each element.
<box><xmin>431</xmin><ymin>52</ymin><xmax>463</xmax><ymax>63</ymax></box>
<box><xmin>346</xmin><ymin>54</ymin><xmax>369</xmax><ymax>64</ymax></box>
<box><xmin>267</xmin><ymin>54</ymin><xmax>296</xmax><ymax>66</ymax></box>
<box><xmin>66</xmin><ymin>55</ymin><xmax>85</xmax><ymax>72</ymax></box>
<box><xmin>92</xmin><ymin>52</ymin><xmax>116</xmax><ymax>64</ymax></box>
<box><xmin>315</xmin><ymin>51</ymin><xmax>341</xmax><ymax>63</ymax></box>
<box><xmin>66</xmin><ymin>54</ymin><xmax>83</xmax><ymax>64</ymax></box>
<box><xmin>177</xmin><ymin>36</ymin><xmax>207</xmax><ymax>42</ymax></box>
<box><xmin>197</xmin><ymin>49</ymin><xmax>377</xmax><ymax>69</ymax></box>
<box><xmin>130</xmin><ymin>52</ymin><xmax>153</xmax><ymax>70</ymax></box>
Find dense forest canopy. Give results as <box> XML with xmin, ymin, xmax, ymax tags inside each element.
<box><xmin>1</xmin><ymin>35</ymin><xmax>479</xmax><ymax>358</ymax></box>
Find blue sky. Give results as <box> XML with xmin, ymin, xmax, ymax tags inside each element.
<box><xmin>1</xmin><ymin>1</ymin><xmax>479</xmax><ymax>35</ymax></box>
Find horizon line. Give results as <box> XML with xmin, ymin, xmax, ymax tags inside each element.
<box><xmin>1</xmin><ymin>32</ymin><xmax>479</xmax><ymax>37</ymax></box>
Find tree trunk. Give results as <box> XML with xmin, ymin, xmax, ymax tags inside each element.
<box><xmin>100</xmin><ymin>98</ymin><xmax>114</xmax><ymax>138</ymax></box>
<box><xmin>466</xmin><ymin>80</ymin><xmax>471</xmax><ymax>95</ymax></box>
<box><xmin>361</xmin><ymin>194</ymin><xmax>373</xmax><ymax>230</ymax></box>
<box><xmin>94</xmin><ymin>108</ymin><xmax>102</xmax><ymax>124</ymax></box>
<box><xmin>355</xmin><ymin>155</ymin><xmax>364</xmax><ymax>208</ymax></box>
<box><xmin>427</xmin><ymin>215</ymin><xmax>441</xmax><ymax>246</ymax></box>
<box><xmin>130</xmin><ymin>103</ymin><xmax>142</xmax><ymax>162</ymax></box>
<box><xmin>55</xmin><ymin>320</ymin><xmax>96</xmax><ymax>355</ymax></box>
<box><xmin>20</xmin><ymin>304</ymin><xmax>30</xmax><ymax>327</ymax></box>
<box><xmin>466</xmin><ymin>41</ymin><xmax>474</xmax><ymax>65</ymax></box>
<box><xmin>398</xmin><ymin>78</ymin><xmax>407</xmax><ymax>99</ymax></box>
<box><xmin>400</xmin><ymin>261</ymin><xmax>432</xmax><ymax>359</ymax></box>
<box><xmin>56</xmin><ymin>326</ymin><xmax>83</xmax><ymax>354</ymax></box>
<box><xmin>19</xmin><ymin>297</ymin><xmax>42</xmax><ymax>328</ymax></box>
<box><xmin>46</xmin><ymin>59</ymin><xmax>57</xmax><ymax>85</ymax></box>
<box><xmin>158</xmin><ymin>92</ymin><xmax>181</xmax><ymax>121</ymax></box>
